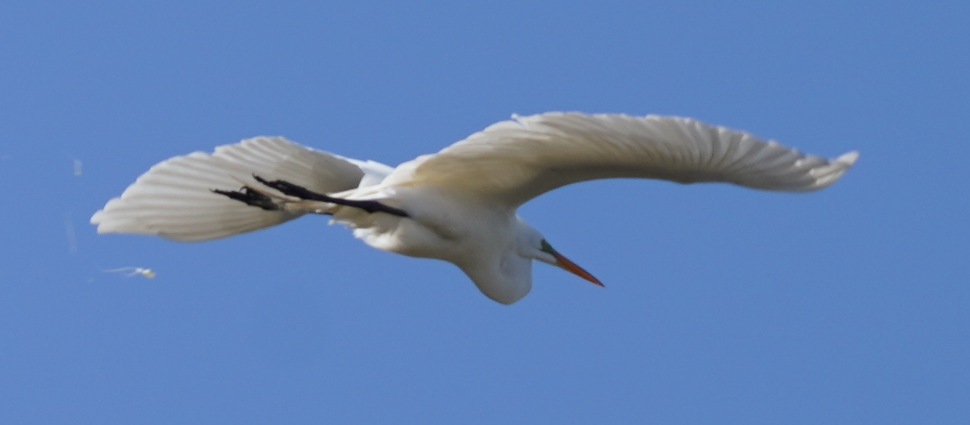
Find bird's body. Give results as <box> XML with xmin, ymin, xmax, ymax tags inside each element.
<box><xmin>92</xmin><ymin>113</ymin><xmax>857</xmax><ymax>304</ymax></box>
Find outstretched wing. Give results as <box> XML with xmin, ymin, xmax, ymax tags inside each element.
<box><xmin>385</xmin><ymin>113</ymin><xmax>858</xmax><ymax>208</ymax></box>
<box><xmin>91</xmin><ymin>137</ymin><xmax>380</xmax><ymax>241</ymax></box>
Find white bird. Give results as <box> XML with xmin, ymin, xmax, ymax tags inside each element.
<box><xmin>91</xmin><ymin>113</ymin><xmax>858</xmax><ymax>304</ymax></box>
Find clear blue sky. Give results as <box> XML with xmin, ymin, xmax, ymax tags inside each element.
<box><xmin>1</xmin><ymin>1</ymin><xmax>968</xmax><ymax>423</ymax></box>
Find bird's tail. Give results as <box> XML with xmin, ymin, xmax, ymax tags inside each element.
<box><xmin>91</xmin><ymin>137</ymin><xmax>373</xmax><ymax>242</ymax></box>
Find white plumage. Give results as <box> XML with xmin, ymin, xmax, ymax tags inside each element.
<box><xmin>92</xmin><ymin>113</ymin><xmax>857</xmax><ymax>304</ymax></box>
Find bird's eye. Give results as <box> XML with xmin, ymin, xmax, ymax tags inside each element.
<box><xmin>540</xmin><ymin>239</ymin><xmax>555</xmax><ymax>254</ymax></box>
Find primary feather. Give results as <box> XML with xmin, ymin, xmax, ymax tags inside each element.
<box><xmin>385</xmin><ymin>113</ymin><xmax>857</xmax><ymax>208</ymax></box>
<box><xmin>91</xmin><ymin>137</ymin><xmax>371</xmax><ymax>241</ymax></box>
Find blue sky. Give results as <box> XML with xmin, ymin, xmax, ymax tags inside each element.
<box><xmin>1</xmin><ymin>1</ymin><xmax>968</xmax><ymax>423</ymax></box>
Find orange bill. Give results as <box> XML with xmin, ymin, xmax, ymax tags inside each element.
<box><xmin>552</xmin><ymin>251</ymin><xmax>604</xmax><ymax>287</ymax></box>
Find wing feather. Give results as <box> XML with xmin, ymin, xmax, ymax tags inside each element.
<box><xmin>91</xmin><ymin>136</ymin><xmax>370</xmax><ymax>241</ymax></box>
<box><xmin>385</xmin><ymin>113</ymin><xmax>858</xmax><ymax>207</ymax></box>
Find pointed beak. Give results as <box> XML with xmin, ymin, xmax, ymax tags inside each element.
<box><xmin>552</xmin><ymin>251</ymin><xmax>604</xmax><ymax>287</ymax></box>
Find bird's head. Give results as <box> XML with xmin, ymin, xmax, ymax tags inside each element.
<box><xmin>460</xmin><ymin>218</ymin><xmax>603</xmax><ymax>305</ymax></box>
<box><xmin>530</xmin><ymin>237</ymin><xmax>603</xmax><ymax>287</ymax></box>
<box><xmin>514</xmin><ymin>220</ymin><xmax>602</xmax><ymax>287</ymax></box>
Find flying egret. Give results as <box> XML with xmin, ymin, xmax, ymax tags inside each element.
<box><xmin>91</xmin><ymin>112</ymin><xmax>858</xmax><ymax>304</ymax></box>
